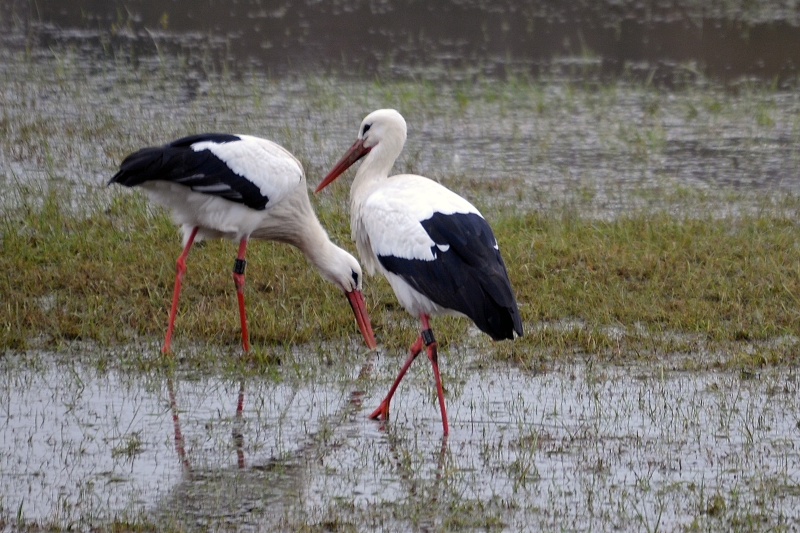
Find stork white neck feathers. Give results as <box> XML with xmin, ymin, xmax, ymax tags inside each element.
<box><xmin>247</xmin><ymin>176</ymin><xmax>363</xmax><ymax>294</ymax></box>
<box><xmin>351</xmin><ymin>109</ymin><xmax>408</xmax><ymax>192</ymax></box>
<box><xmin>301</xmin><ymin>226</ymin><xmax>364</xmax><ymax>293</ymax></box>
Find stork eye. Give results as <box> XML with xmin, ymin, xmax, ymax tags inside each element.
<box><xmin>362</xmin><ymin>124</ymin><xmax>371</xmax><ymax>136</ymax></box>
<box><xmin>351</xmin><ymin>270</ymin><xmax>359</xmax><ymax>285</ymax></box>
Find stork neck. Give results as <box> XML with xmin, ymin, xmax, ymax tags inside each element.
<box><xmin>295</xmin><ymin>217</ymin><xmax>337</xmax><ymax>269</ymax></box>
<box><xmin>350</xmin><ymin>141</ymin><xmax>399</xmax><ymax>205</ymax></box>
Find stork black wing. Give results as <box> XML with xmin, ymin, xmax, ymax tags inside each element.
<box><xmin>378</xmin><ymin>212</ymin><xmax>523</xmax><ymax>340</ymax></box>
<box><xmin>109</xmin><ymin>134</ymin><xmax>269</xmax><ymax>210</ymax></box>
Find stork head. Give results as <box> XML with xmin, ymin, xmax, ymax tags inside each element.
<box><xmin>317</xmin><ymin>246</ymin><xmax>376</xmax><ymax>350</ymax></box>
<box><xmin>357</xmin><ymin>108</ymin><xmax>407</xmax><ymax>151</ymax></box>
<box><xmin>315</xmin><ymin>109</ymin><xmax>407</xmax><ymax>193</ymax></box>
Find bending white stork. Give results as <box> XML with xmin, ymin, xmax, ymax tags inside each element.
<box><xmin>110</xmin><ymin>133</ymin><xmax>376</xmax><ymax>353</ymax></box>
<box><xmin>315</xmin><ymin>109</ymin><xmax>523</xmax><ymax>435</ymax></box>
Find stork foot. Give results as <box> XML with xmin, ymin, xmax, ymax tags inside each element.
<box><xmin>368</xmin><ymin>399</ymin><xmax>391</xmax><ymax>421</ymax></box>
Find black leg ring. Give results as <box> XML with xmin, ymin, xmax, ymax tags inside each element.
<box><xmin>421</xmin><ymin>328</ymin><xmax>436</xmax><ymax>346</ymax></box>
<box><xmin>233</xmin><ymin>258</ymin><xmax>246</xmax><ymax>275</ymax></box>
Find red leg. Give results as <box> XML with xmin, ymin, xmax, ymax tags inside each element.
<box><xmin>420</xmin><ymin>314</ymin><xmax>449</xmax><ymax>435</ymax></box>
<box><xmin>370</xmin><ymin>314</ymin><xmax>449</xmax><ymax>434</ymax></box>
<box><xmin>162</xmin><ymin>227</ymin><xmax>198</xmax><ymax>354</ymax></box>
<box><xmin>368</xmin><ymin>335</ymin><xmax>424</xmax><ymax>421</ymax></box>
<box><xmin>232</xmin><ymin>238</ymin><xmax>250</xmax><ymax>352</ymax></box>
<box><xmin>426</xmin><ymin>342</ymin><xmax>449</xmax><ymax>436</ymax></box>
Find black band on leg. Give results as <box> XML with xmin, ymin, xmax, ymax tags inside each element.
<box><xmin>233</xmin><ymin>258</ymin><xmax>246</xmax><ymax>275</ymax></box>
<box><xmin>421</xmin><ymin>328</ymin><xmax>436</xmax><ymax>346</ymax></box>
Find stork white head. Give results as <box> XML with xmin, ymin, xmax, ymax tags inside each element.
<box><xmin>358</xmin><ymin>108</ymin><xmax>407</xmax><ymax>151</ymax></box>
<box><xmin>315</xmin><ymin>109</ymin><xmax>407</xmax><ymax>192</ymax></box>
<box><xmin>317</xmin><ymin>245</ymin><xmax>364</xmax><ymax>293</ymax></box>
<box><xmin>314</xmin><ymin>244</ymin><xmax>376</xmax><ymax>349</ymax></box>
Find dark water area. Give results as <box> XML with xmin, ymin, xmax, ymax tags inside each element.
<box><xmin>3</xmin><ymin>0</ymin><xmax>800</xmax><ymax>84</ymax></box>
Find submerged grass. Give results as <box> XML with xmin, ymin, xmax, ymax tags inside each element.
<box><xmin>3</xmin><ymin>181</ymin><xmax>799</xmax><ymax>368</ymax></box>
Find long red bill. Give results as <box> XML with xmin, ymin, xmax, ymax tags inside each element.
<box><xmin>346</xmin><ymin>289</ymin><xmax>377</xmax><ymax>349</ymax></box>
<box><xmin>315</xmin><ymin>138</ymin><xmax>371</xmax><ymax>193</ymax></box>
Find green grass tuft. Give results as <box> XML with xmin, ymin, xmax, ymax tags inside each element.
<box><xmin>3</xmin><ymin>183</ymin><xmax>800</xmax><ymax>368</ymax></box>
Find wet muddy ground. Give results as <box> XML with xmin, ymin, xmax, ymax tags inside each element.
<box><xmin>2</xmin><ymin>1</ymin><xmax>800</xmax><ymax>531</ymax></box>
<box><xmin>2</xmin><ymin>349</ymin><xmax>799</xmax><ymax>530</ymax></box>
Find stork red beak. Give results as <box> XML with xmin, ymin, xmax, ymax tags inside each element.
<box><xmin>315</xmin><ymin>138</ymin><xmax>371</xmax><ymax>193</ymax></box>
<box><xmin>346</xmin><ymin>289</ymin><xmax>377</xmax><ymax>349</ymax></box>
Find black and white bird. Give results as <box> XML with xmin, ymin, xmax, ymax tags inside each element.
<box><xmin>315</xmin><ymin>109</ymin><xmax>522</xmax><ymax>435</ymax></box>
<box><xmin>110</xmin><ymin>133</ymin><xmax>376</xmax><ymax>353</ymax></box>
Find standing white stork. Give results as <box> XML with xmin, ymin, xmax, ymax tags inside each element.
<box><xmin>110</xmin><ymin>133</ymin><xmax>376</xmax><ymax>353</ymax></box>
<box><xmin>315</xmin><ymin>109</ymin><xmax>522</xmax><ymax>435</ymax></box>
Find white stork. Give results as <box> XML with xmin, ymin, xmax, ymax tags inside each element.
<box><xmin>110</xmin><ymin>133</ymin><xmax>376</xmax><ymax>353</ymax></box>
<box><xmin>315</xmin><ymin>109</ymin><xmax>523</xmax><ymax>435</ymax></box>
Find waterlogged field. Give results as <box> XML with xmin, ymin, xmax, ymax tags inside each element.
<box><xmin>3</xmin><ymin>351</ymin><xmax>799</xmax><ymax>531</ymax></box>
<box><xmin>1</xmin><ymin>21</ymin><xmax>800</xmax><ymax>532</ymax></box>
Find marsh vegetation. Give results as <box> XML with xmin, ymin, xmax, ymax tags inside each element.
<box><xmin>2</xmin><ymin>1</ymin><xmax>800</xmax><ymax>530</ymax></box>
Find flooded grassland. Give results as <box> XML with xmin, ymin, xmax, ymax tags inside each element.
<box><xmin>1</xmin><ymin>9</ymin><xmax>800</xmax><ymax>531</ymax></box>
<box><xmin>2</xmin><ymin>351</ymin><xmax>799</xmax><ymax>531</ymax></box>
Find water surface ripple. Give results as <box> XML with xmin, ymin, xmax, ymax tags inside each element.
<box><xmin>2</xmin><ymin>356</ymin><xmax>798</xmax><ymax>529</ymax></box>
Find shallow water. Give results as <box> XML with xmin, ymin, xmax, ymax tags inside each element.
<box><xmin>2</xmin><ymin>353</ymin><xmax>798</xmax><ymax>530</ymax></box>
<box><xmin>2</xmin><ymin>2</ymin><xmax>800</xmax><ymax>218</ymax></box>
<box><xmin>4</xmin><ymin>0</ymin><xmax>800</xmax><ymax>84</ymax></box>
<box><xmin>1</xmin><ymin>49</ymin><xmax>799</xmax><ymax>220</ymax></box>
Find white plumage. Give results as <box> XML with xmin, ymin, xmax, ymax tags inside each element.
<box><xmin>316</xmin><ymin>109</ymin><xmax>523</xmax><ymax>435</ymax></box>
<box><xmin>189</xmin><ymin>134</ymin><xmax>301</xmax><ymax>205</ymax></box>
<box><xmin>110</xmin><ymin>132</ymin><xmax>376</xmax><ymax>353</ymax></box>
<box><xmin>360</xmin><ymin>175</ymin><xmax>483</xmax><ymax>265</ymax></box>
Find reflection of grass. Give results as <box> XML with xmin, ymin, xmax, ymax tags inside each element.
<box><xmin>3</xmin><ymin>182</ymin><xmax>800</xmax><ymax>370</ymax></box>
<box><xmin>110</xmin><ymin>432</ymin><xmax>144</xmax><ymax>458</ymax></box>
